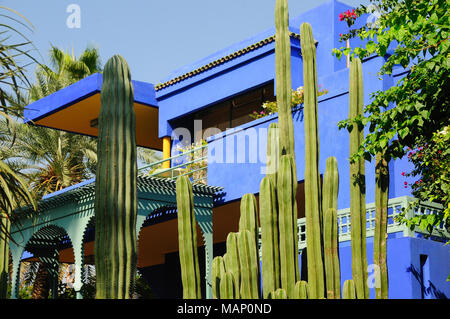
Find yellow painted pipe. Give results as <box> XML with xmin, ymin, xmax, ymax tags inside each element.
<box><xmin>162</xmin><ymin>136</ymin><xmax>171</xmax><ymax>169</ymax></box>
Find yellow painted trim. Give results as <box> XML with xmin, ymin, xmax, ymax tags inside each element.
<box><xmin>162</xmin><ymin>136</ymin><xmax>171</xmax><ymax>169</ymax></box>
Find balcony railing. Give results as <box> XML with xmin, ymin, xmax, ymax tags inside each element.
<box><xmin>138</xmin><ymin>144</ymin><xmax>208</xmax><ymax>184</ymax></box>
<box><xmin>259</xmin><ymin>196</ymin><xmax>448</xmax><ymax>253</ymax></box>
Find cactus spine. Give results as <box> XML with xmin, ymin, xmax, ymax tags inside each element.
<box><xmin>95</xmin><ymin>55</ymin><xmax>137</xmax><ymax>299</ymax></box>
<box><xmin>176</xmin><ymin>175</ymin><xmax>202</xmax><ymax>299</ymax></box>
<box><xmin>374</xmin><ymin>152</ymin><xmax>389</xmax><ymax>299</ymax></box>
<box><xmin>301</xmin><ymin>22</ymin><xmax>325</xmax><ymax>299</ymax></box>
<box><xmin>322</xmin><ymin>157</ymin><xmax>341</xmax><ymax>299</ymax></box>
<box><xmin>349</xmin><ymin>57</ymin><xmax>369</xmax><ymax>299</ymax></box>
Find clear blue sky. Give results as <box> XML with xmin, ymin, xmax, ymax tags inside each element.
<box><xmin>2</xmin><ymin>0</ymin><xmax>367</xmax><ymax>84</ymax></box>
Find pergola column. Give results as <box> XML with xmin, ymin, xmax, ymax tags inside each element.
<box><xmin>9</xmin><ymin>245</ymin><xmax>24</xmax><ymax>299</ymax></box>
<box><xmin>72</xmin><ymin>238</ymin><xmax>85</xmax><ymax>299</ymax></box>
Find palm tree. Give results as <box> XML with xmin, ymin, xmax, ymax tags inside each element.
<box><xmin>0</xmin><ymin>6</ymin><xmax>38</xmax><ymax>299</ymax></box>
<box><xmin>11</xmin><ymin>45</ymin><xmax>160</xmax><ymax>298</ymax></box>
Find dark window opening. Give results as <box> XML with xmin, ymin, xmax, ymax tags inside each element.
<box><xmin>171</xmin><ymin>82</ymin><xmax>275</xmax><ymax>144</ymax></box>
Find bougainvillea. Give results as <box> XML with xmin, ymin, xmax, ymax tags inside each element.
<box><xmin>396</xmin><ymin>126</ymin><xmax>449</xmax><ymax>236</ymax></box>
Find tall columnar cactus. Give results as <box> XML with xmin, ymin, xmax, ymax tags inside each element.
<box><xmin>275</xmin><ymin>0</ymin><xmax>295</xmax><ymax>157</ymax></box>
<box><xmin>94</xmin><ymin>55</ymin><xmax>137</xmax><ymax>299</ymax></box>
<box><xmin>220</xmin><ymin>272</ymin><xmax>236</xmax><ymax>299</ymax></box>
<box><xmin>211</xmin><ymin>256</ymin><xmax>226</xmax><ymax>299</ymax></box>
<box><xmin>239</xmin><ymin>194</ymin><xmax>259</xmax><ymax>253</ymax></box>
<box><xmin>349</xmin><ymin>57</ymin><xmax>369</xmax><ymax>299</ymax></box>
<box><xmin>269</xmin><ymin>288</ymin><xmax>288</xmax><ymax>299</ymax></box>
<box><xmin>267</xmin><ymin>123</ymin><xmax>279</xmax><ymax>185</ymax></box>
<box><xmin>294</xmin><ymin>280</ymin><xmax>310</xmax><ymax>299</ymax></box>
<box><xmin>374</xmin><ymin>152</ymin><xmax>389</xmax><ymax>299</ymax></box>
<box><xmin>343</xmin><ymin>279</ymin><xmax>357</xmax><ymax>299</ymax></box>
<box><xmin>176</xmin><ymin>175</ymin><xmax>202</xmax><ymax>299</ymax></box>
<box><xmin>0</xmin><ymin>214</ymin><xmax>10</xmax><ymax>299</ymax></box>
<box><xmin>237</xmin><ymin>230</ymin><xmax>260</xmax><ymax>299</ymax></box>
<box><xmin>322</xmin><ymin>157</ymin><xmax>341</xmax><ymax>299</ymax></box>
<box><xmin>224</xmin><ymin>232</ymin><xmax>241</xmax><ymax>298</ymax></box>
<box><xmin>259</xmin><ymin>176</ymin><xmax>280</xmax><ymax>298</ymax></box>
<box><xmin>277</xmin><ymin>154</ymin><xmax>299</xmax><ymax>297</ymax></box>
<box><xmin>300</xmin><ymin>22</ymin><xmax>325</xmax><ymax>299</ymax></box>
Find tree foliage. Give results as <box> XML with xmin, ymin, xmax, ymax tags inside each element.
<box><xmin>333</xmin><ymin>0</ymin><xmax>449</xmax><ymax>234</ymax></box>
<box><xmin>334</xmin><ymin>0</ymin><xmax>449</xmax><ymax>161</ymax></box>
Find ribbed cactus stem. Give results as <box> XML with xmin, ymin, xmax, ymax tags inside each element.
<box><xmin>237</xmin><ymin>230</ymin><xmax>260</xmax><ymax>299</ymax></box>
<box><xmin>176</xmin><ymin>175</ymin><xmax>202</xmax><ymax>299</ymax></box>
<box><xmin>0</xmin><ymin>214</ymin><xmax>10</xmax><ymax>298</ymax></box>
<box><xmin>343</xmin><ymin>279</ymin><xmax>357</xmax><ymax>299</ymax></box>
<box><xmin>294</xmin><ymin>280</ymin><xmax>310</xmax><ymax>299</ymax></box>
<box><xmin>269</xmin><ymin>288</ymin><xmax>288</xmax><ymax>299</ymax></box>
<box><xmin>323</xmin><ymin>208</ymin><xmax>340</xmax><ymax>299</ymax></box>
<box><xmin>220</xmin><ymin>272</ymin><xmax>235</xmax><ymax>299</ymax></box>
<box><xmin>239</xmin><ymin>193</ymin><xmax>260</xmax><ymax>296</ymax></box>
<box><xmin>275</xmin><ymin>0</ymin><xmax>295</xmax><ymax>157</ymax></box>
<box><xmin>349</xmin><ymin>57</ymin><xmax>368</xmax><ymax>299</ymax></box>
<box><xmin>267</xmin><ymin>123</ymin><xmax>279</xmax><ymax>183</ymax></box>
<box><xmin>301</xmin><ymin>22</ymin><xmax>325</xmax><ymax>299</ymax></box>
<box><xmin>277</xmin><ymin>155</ymin><xmax>299</xmax><ymax>298</ymax></box>
<box><xmin>374</xmin><ymin>152</ymin><xmax>389</xmax><ymax>299</ymax></box>
<box><xmin>322</xmin><ymin>157</ymin><xmax>340</xmax><ymax>299</ymax></box>
<box><xmin>211</xmin><ymin>256</ymin><xmax>226</xmax><ymax>299</ymax></box>
<box><xmin>95</xmin><ymin>54</ymin><xmax>137</xmax><ymax>299</ymax></box>
<box><xmin>260</xmin><ymin>176</ymin><xmax>280</xmax><ymax>299</ymax></box>
<box><xmin>224</xmin><ymin>232</ymin><xmax>241</xmax><ymax>298</ymax></box>
<box><xmin>239</xmin><ymin>194</ymin><xmax>259</xmax><ymax>253</ymax></box>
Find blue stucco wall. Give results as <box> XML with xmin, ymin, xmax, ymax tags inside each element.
<box><xmin>297</xmin><ymin>236</ymin><xmax>450</xmax><ymax>299</ymax></box>
<box><xmin>150</xmin><ymin>0</ymin><xmax>447</xmax><ymax>299</ymax></box>
<box><xmin>206</xmin><ymin>54</ymin><xmax>414</xmax><ymax>208</ymax></box>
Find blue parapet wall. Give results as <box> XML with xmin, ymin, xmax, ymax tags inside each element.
<box><xmin>297</xmin><ymin>236</ymin><xmax>450</xmax><ymax>299</ymax></box>
<box><xmin>206</xmin><ymin>54</ymin><xmax>415</xmax><ymax>208</ymax></box>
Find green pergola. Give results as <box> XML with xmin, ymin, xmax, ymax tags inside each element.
<box><xmin>9</xmin><ymin>175</ymin><xmax>222</xmax><ymax>299</ymax></box>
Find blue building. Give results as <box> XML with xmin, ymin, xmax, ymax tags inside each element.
<box><xmin>10</xmin><ymin>0</ymin><xmax>449</xmax><ymax>299</ymax></box>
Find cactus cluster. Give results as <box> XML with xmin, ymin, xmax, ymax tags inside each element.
<box><xmin>94</xmin><ymin>55</ymin><xmax>138</xmax><ymax>299</ymax></box>
<box><xmin>175</xmin><ymin>0</ymin><xmax>388</xmax><ymax>300</ymax></box>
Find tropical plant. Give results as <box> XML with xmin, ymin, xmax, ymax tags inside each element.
<box><xmin>333</xmin><ymin>0</ymin><xmax>449</xmax><ymax>271</ymax></box>
<box><xmin>250</xmin><ymin>86</ymin><xmax>328</xmax><ymax>120</ymax></box>
<box><xmin>0</xmin><ymin>6</ymin><xmax>38</xmax><ymax>299</ymax></box>
<box><xmin>176</xmin><ymin>0</ymin><xmax>389</xmax><ymax>300</ymax></box>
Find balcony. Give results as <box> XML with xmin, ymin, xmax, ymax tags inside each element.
<box><xmin>139</xmin><ymin>143</ymin><xmax>208</xmax><ymax>184</ymax></box>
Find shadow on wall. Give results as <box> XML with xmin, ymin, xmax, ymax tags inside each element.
<box><xmin>407</xmin><ymin>263</ymin><xmax>448</xmax><ymax>299</ymax></box>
